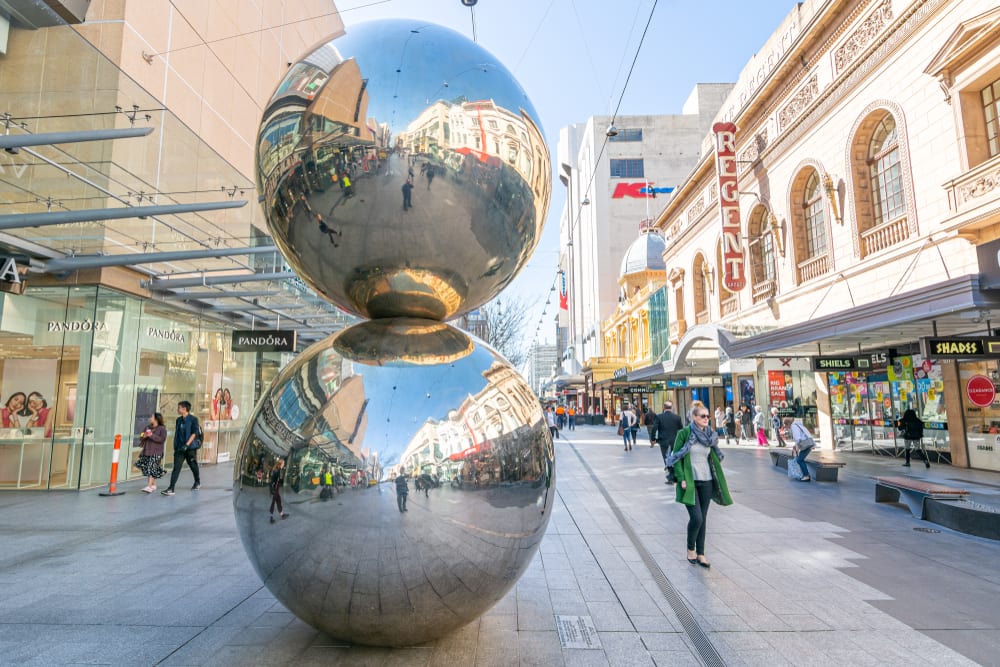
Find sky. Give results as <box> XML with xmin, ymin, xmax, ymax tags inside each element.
<box><xmin>335</xmin><ymin>0</ymin><xmax>798</xmax><ymax>354</ymax></box>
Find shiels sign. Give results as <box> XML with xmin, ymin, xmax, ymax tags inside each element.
<box><xmin>231</xmin><ymin>329</ymin><xmax>297</xmax><ymax>353</ymax></box>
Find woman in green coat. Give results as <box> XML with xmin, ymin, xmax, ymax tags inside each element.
<box><xmin>668</xmin><ymin>401</ymin><xmax>733</xmax><ymax>568</ymax></box>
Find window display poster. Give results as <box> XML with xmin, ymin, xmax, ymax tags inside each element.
<box><xmin>1</xmin><ymin>359</ymin><xmax>58</xmax><ymax>436</ymax></box>
<box><xmin>132</xmin><ymin>389</ymin><xmax>159</xmax><ymax>448</ymax></box>
<box><xmin>739</xmin><ymin>378</ymin><xmax>755</xmax><ymax>409</ymax></box>
<box><xmin>768</xmin><ymin>371</ymin><xmax>793</xmax><ymax>407</ymax></box>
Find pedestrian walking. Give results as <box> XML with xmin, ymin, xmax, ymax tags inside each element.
<box><xmin>620</xmin><ymin>404</ymin><xmax>638</xmax><ymax>451</ymax></box>
<box><xmin>316</xmin><ymin>212</ymin><xmax>341</xmax><ymax>246</ymax></box>
<box><xmin>545</xmin><ymin>406</ymin><xmax>560</xmax><ymax>439</ymax></box>
<box><xmin>714</xmin><ymin>406</ymin><xmax>726</xmax><ymax>438</ymax></box>
<box><xmin>784</xmin><ymin>416</ymin><xmax>816</xmax><ymax>482</ymax></box>
<box><xmin>770</xmin><ymin>407</ymin><xmax>787</xmax><ymax>447</ymax></box>
<box><xmin>724</xmin><ymin>406</ymin><xmax>736</xmax><ymax>444</ymax></box>
<box><xmin>394</xmin><ymin>472</ymin><xmax>409</xmax><ymax>512</ymax></box>
<box><xmin>135</xmin><ymin>412</ymin><xmax>166</xmax><ymax>493</ymax></box>
<box><xmin>567</xmin><ymin>405</ymin><xmax>576</xmax><ymax>431</ymax></box>
<box><xmin>667</xmin><ymin>400</ymin><xmax>732</xmax><ymax>568</ymax></box>
<box><xmin>753</xmin><ymin>405</ymin><xmax>768</xmax><ymax>446</ymax></box>
<box><xmin>269</xmin><ymin>458</ymin><xmax>289</xmax><ymax>522</ymax></box>
<box><xmin>401</xmin><ymin>177</ymin><xmax>413</xmax><ymax>210</ymax></box>
<box><xmin>161</xmin><ymin>401</ymin><xmax>202</xmax><ymax>495</ymax></box>
<box><xmin>652</xmin><ymin>401</ymin><xmax>684</xmax><ymax>483</ymax></box>
<box><xmin>738</xmin><ymin>405</ymin><xmax>752</xmax><ymax>443</ymax></box>
<box><xmin>643</xmin><ymin>408</ymin><xmax>657</xmax><ymax>447</ymax></box>
<box><xmin>896</xmin><ymin>408</ymin><xmax>929</xmax><ymax>468</ymax></box>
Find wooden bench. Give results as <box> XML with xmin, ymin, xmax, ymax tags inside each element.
<box><xmin>873</xmin><ymin>476</ymin><xmax>970</xmax><ymax>519</ymax></box>
<box><xmin>769</xmin><ymin>448</ymin><xmax>846</xmax><ymax>482</ymax></box>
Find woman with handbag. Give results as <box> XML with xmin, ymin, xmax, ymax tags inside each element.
<box><xmin>784</xmin><ymin>416</ymin><xmax>815</xmax><ymax>481</ymax></box>
<box><xmin>135</xmin><ymin>413</ymin><xmax>167</xmax><ymax>493</ymax></box>
<box><xmin>619</xmin><ymin>404</ymin><xmax>637</xmax><ymax>451</ymax></box>
<box><xmin>667</xmin><ymin>400</ymin><xmax>732</xmax><ymax>568</ymax></box>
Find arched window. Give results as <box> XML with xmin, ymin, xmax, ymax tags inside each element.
<box><xmin>716</xmin><ymin>239</ymin><xmax>738</xmax><ymax>317</ymax></box>
<box><xmin>803</xmin><ymin>172</ymin><xmax>827</xmax><ymax>257</ymax></box>
<box><xmin>693</xmin><ymin>254</ymin><xmax>709</xmax><ymax>323</ymax></box>
<box><xmin>848</xmin><ymin>105</ymin><xmax>914</xmax><ymax>258</ymax></box>
<box><xmin>868</xmin><ymin>114</ymin><xmax>905</xmax><ymax>226</ymax></box>
<box><xmin>747</xmin><ymin>206</ymin><xmax>776</xmax><ymax>303</ymax></box>
<box><xmin>789</xmin><ymin>167</ymin><xmax>831</xmax><ymax>283</ymax></box>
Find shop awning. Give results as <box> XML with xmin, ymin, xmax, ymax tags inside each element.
<box><xmin>726</xmin><ymin>276</ymin><xmax>1000</xmax><ymax>359</ymax></box>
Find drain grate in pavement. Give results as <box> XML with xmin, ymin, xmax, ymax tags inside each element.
<box><xmin>555</xmin><ymin>615</ymin><xmax>602</xmax><ymax>649</ymax></box>
<box><xmin>566</xmin><ymin>442</ymin><xmax>727</xmax><ymax>667</ymax></box>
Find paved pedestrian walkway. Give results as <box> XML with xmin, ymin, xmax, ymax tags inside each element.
<box><xmin>1</xmin><ymin>424</ymin><xmax>998</xmax><ymax>666</ymax></box>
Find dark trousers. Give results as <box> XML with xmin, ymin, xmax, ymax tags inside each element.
<box><xmin>397</xmin><ymin>491</ymin><xmax>408</xmax><ymax>512</ymax></box>
<box><xmin>685</xmin><ymin>480</ymin><xmax>714</xmax><ymax>555</ymax></box>
<box><xmin>167</xmin><ymin>448</ymin><xmax>200</xmax><ymax>490</ymax></box>
<box><xmin>269</xmin><ymin>489</ymin><xmax>283</xmax><ymax>514</ymax></box>
<box><xmin>904</xmin><ymin>438</ymin><xmax>929</xmax><ymax>466</ymax></box>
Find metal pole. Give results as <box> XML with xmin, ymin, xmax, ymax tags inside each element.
<box><xmin>0</xmin><ymin>200</ymin><xmax>247</xmax><ymax>230</ymax></box>
<box><xmin>0</xmin><ymin>126</ymin><xmax>154</xmax><ymax>149</ymax></box>
<box><xmin>145</xmin><ymin>271</ymin><xmax>296</xmax><ymax>290</ymax></box>
<box><xmin>42</xmin><ymin>245</ymin><xmax>276</xmax><ymax>272</ymax></box>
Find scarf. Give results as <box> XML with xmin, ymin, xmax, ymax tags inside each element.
<box><xmin>691</xmin><ymin>423</ymin><xmax>718</xmax><ymax>447</ymax></box>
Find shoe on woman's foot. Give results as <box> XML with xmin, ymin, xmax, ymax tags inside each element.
<box><xmin>141</xmin><ymin>486</ymin><xmax>152</xmax><ymax>493</ymax></box>
<box><xmin>800</xmin><ymin>476</ymin><xmax>811</xmax><ymax>482</ymax></box>
<box><xmin>696</xmin><ymin>556</ymin><xmax>711</xmax><ymax>569</ymax></box>
<box><xmin>687</xmin><ymin>550</ymin><xmax>698</xmax><ymax>564</ymax></box>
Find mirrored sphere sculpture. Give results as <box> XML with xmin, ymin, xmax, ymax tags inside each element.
<box><xmin>233</xmin><ymin>319</ymin><xmax>555</xmax><ymax>646</ymax></box>
<box><xmin>255</xmin><ymin>19</ymin><xmax>552</xmax><ymax>320</ymax></box>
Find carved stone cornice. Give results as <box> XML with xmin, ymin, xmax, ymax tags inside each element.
<box><xmin>738</xmin><ymin>128</ymin><xmax>769</xmax><ymax>166</ymax></box>
<box><xmin>834</xmin><ymin>0</ymin><xmax>894</xmax><ymax>73</ymax></box>
<box><xmin>778</xmin><ymin>75</ymin><xmax>819</xmax><ymax>131</ymax></box>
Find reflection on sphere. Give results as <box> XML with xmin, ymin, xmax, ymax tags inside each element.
<box><xmin>256</xmin><ymin>20</ymin><xmax>552</xmax><ymax>320</ymax></box>
<box><xmin>233</xmin><ymin>319</ymin><xmax>555</xmax><ymax>646</ymax></box>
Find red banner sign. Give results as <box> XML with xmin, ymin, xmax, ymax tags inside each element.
<box><xmin>713</xmin><ymin>122</ymin><xmax>745</xmax><ymax>291</ymax></box>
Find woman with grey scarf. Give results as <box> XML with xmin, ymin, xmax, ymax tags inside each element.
<box><xmin>668</xmin><ymin>401</ymin><xmax>732</xmax><ymax>568</ymax></box>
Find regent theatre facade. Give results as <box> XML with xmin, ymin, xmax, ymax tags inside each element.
<box><xmin>632</xmin><ymin>0</ymin><xmax>1000</xmax><ymax>472</ymax></box>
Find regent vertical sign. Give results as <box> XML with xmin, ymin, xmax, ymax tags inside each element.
<box><xmin>713</xmin><ymin>122</ymin><xmax>745</xmax><ymax>292</ymax></box>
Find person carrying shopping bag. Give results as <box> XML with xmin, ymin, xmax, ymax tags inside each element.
<box><xmin>783</xmin><ymin>416</ymin><xmax>816</xmax><ymax>482</ymax></box>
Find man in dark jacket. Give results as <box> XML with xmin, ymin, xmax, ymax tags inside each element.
<box><xmin>161</xmin><ymin>400</ymin><xmax>202</xmax><ymax>495</ymax></box>
<box><xmin>395</xmin><ymin>472</ymin><xmax>409</xmax><ymax>512</ymax></box>
<box><xmin>896</xmin><ymin>408</ymin><xmax>929</xmax><ymax>468</ymax></box>
<box><xmin>651</xmin><ymin>402</ymin><xmax>684</xmax><ymax>484</ymax></box>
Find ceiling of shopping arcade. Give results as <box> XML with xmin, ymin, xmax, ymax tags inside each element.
<box><xmin>0</xmin><ymin>16</ymin><xmax>354</xmax><ymax>345</ymax></box>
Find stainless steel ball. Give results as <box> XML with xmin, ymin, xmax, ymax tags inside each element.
<box><xmin>256</xmin><ymin>20</ymin><xmax>552</xmax><ymax>320</ymax></box>
<box><xmin>232</xmin><ymin>319</ymin><xmax>555</xmax><ymax>647</ymax></box>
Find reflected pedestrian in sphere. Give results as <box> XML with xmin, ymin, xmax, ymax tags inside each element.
<box><xmin>269</xmin><ymin>458</ymin><xmax>289</xmax><ymax>523</ymax></box>
<box><xmin>136</xmin><ymin>413</ymin><xmax>166</xmax><ymax>493</ymax></box>
<box><xmin>668</xmin><ymin>401</ymin><xmax>732</xmax><ymax>568</ymax></box>
<box><xmin>395</xmin><ymin>472</ymin><xmax>409</xmax><ymax>512</ymax></box>
<box><xmin>402</xmin><ymin>177</ymin><xmax>414</xmax><ymax>210</ymax></box>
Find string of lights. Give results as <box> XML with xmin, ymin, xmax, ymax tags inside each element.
<box><xmin>524</xmin><ymin>0</ymin><xmax>660</xmax><ymax>357</ymax></box>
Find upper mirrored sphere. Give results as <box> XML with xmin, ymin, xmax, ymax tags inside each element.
<box><xmin>256</xmin><ymin>20</ymin><xmax>552</xmax><ymax>320</ymax></box>
<box><xmin>233</xmin><ymin>318</ymin><xmax>555</xmax><ymax>646</ymax></box>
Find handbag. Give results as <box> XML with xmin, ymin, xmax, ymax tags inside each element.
<box><xmin>616</xmin><ymin>423</ymin><xmax>624</xmax><ymax>436</ymax></box>
<box><xmin>787</xmin><ymin>454</ymin><xmax>802</xmax><ymax>479</ymax></box>
<box><xmin>188</xmin><ymin>438</ymin><xmax>202</xmax><ymax>450</ymax></box>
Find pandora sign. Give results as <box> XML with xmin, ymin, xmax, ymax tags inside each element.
<box><xmin>713</xmin><ymin>122</ymin><xmax>746</xmax><ymax>292</ymax></box>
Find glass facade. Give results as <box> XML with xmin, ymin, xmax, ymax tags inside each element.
<box><xmin>0</xmin><ymin>285</ymin><xmax>268</xmax><ymax>489</ymax></box>
<box><xmin>959</xmin><ymin>360</ymin><xmax>1000</xmax><ymax>472</ymax></box>
<box><xmin>828</xmin><ymin>355</ymin><xmax>949</xmax><ymax>458</ymax></box>
<box><xmin>648</xmin><ymin>286</ymin><xmax>669</xmax><ymax>364</ymax></box>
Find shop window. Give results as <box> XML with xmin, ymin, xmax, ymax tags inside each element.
<box><xmin>692</xmin><ymin>254</ymin><xmax>709</xmax><ymax>324</ymax></box>
<box><xmin>982</xmin><ymin>75</ymin><xmax>1000</xmax><ymax>157</ymax></box>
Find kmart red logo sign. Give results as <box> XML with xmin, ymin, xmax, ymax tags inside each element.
<box><xmin>612</xmin><ymin>182</ymin><xmax>675</xmax><ymax>198</ymax></box>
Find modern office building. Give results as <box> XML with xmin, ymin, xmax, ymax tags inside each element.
<box><xmin>633</xmin><ymin>0</ymin><xmax>1000</xmax><ymax>471</ymax></box>
<box><xmin>0</xmin><ymin>1</ymin><xmax>350</xmax><ymax>489</ymax></box>
<box><xmin>526</xmin><ymin>342</ymin><xmax>558</xmax><ymax>398</ymax></box>
<box><xmin>557</xmin><ymin>85</ymin><xmax>733</xmax><ymax>412</ymax></box>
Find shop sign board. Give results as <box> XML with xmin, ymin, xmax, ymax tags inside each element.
<box><xmin>665</xmin><ymin>379</ymin><xmax>688</xmax><ymax>388</ymax></box>
<box><xmin>813</xmin><ymin>356</ymin><xmax>855</xmax><ymax>371</ymax></box>
<box><xmin>232</xmin><ymin>329</ymin><xmax>297</xmax><ymax>352</ymax></box>
<box><xmin>923</xmin><ymin>336</ymin><xmax>1000</xmax><ymax>357</ymax></box>
<box><xmin>613</xmin><ymin>367</ymin><xmax>628</xmax><ymax>380</ymax></box>
<box><xmin>713</xmin><ymin>122</ymin><xmax>745</xmax><ymax>292</ymax></box>
<box><xmin>0</xmin><ymin>255</ymin><xmax>28</xmax><ymax>295</ymax></box>
<box><xmin>966</xmin><ymin>374</ymin><xmax>996</xmax><ymax>408</ymax></box>
<box><xmin>688</xmin><ymin>375</ymin><xmax>723</xmax><ymax>386</ymax></box>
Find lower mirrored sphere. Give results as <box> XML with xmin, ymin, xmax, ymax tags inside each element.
<box><xmin>233</xmin><ymin>318</ymin><xmax>555</xmax><ymax>646</ymax></box>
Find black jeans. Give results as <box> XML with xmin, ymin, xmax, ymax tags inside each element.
<box><xmin>397</xmin><ymin>491</ymin><xmax>408</xmax><ymax>512</ymax></box>
<box><xmin>269</xmin><ymin>489</ymin><xmax>283</xmax><ymax>514</ymax></box>
<box><xmin>167</xmin><ymin>448</ymin><xmax>200</xmax><ymax>490</ymax></box>
<box><xmin>685</xmin><ymin>480</ymin><xmax>714</xmax><ymax>555</ymax></box>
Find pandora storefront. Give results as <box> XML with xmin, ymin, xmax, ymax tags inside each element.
<box><xmin>0</xmin><ymin>285</ymin><xmax>283</xmax><ymax>489</ymax></box>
